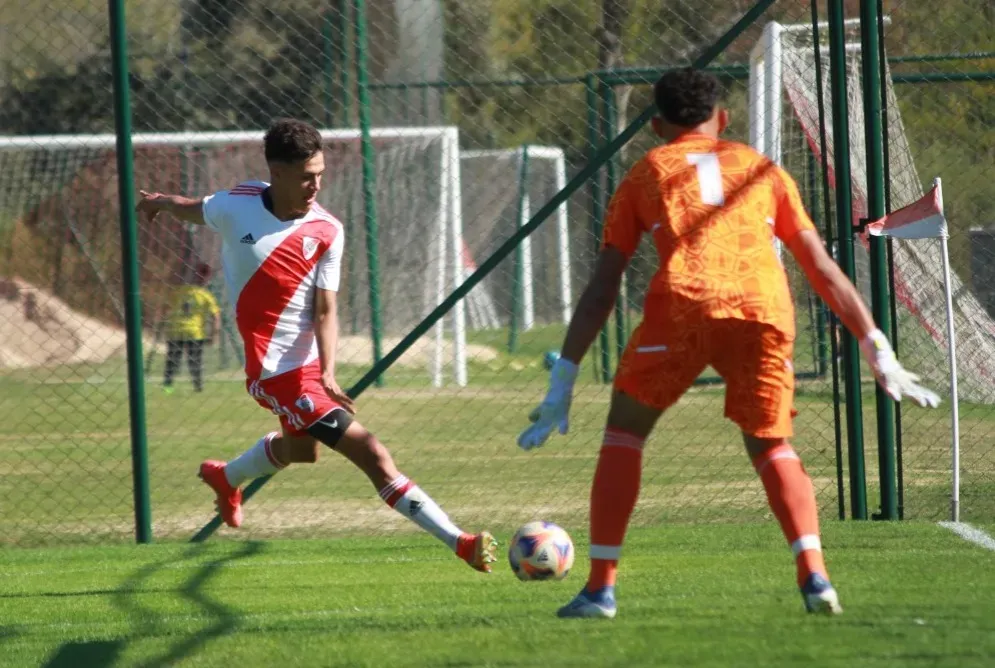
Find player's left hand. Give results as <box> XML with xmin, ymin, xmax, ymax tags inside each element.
<box><xmin>517</xmin><ymin>358</ymin><xmax>578</xmax><ymax>451</ymax></box>
<box><xmin>321</xmin><ymin>370</ymin><xmax>356</xmax><ymax>415</ymax></box>
<box><xmin>136</xmin><ymin>190</ymin><xmax>168</xmax><ymax>223</ymax></box>
<box><xmin>860</xmin><ymin>329</ymin><xmax>941</xmax><ymax>408</ymax></box>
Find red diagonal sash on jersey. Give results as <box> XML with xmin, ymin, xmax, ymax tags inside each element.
<box><xmin>235</xmin><ymin>220</ymin><xmax>336</xmax><ymax>379</ymax></box>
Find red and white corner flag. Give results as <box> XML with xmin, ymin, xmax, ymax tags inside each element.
<box><xmin>866</xmin><ymin>180</ymin><xmax>947</xmax><ymax>240</ymax></box>
<box><xmin>866</xmin><ymin>177</ymin><xmax>962</xmax><ymax>522</ymax></box>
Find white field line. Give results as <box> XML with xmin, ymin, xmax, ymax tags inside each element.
<box><xmin>938</xmin><ymin>521</ymin><xmax>995</xmax><ymax>551</ymax></box>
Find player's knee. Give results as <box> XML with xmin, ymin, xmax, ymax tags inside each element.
<box><xmin>295</xmin><ymin>440</ymin><xmax>321</xmax><ymax>463</ymax></box>
<box><xmin>282</xmin><ymin>436</ymin><xmax>321</xmax><ymax>463</ymax></box>
<box><xmin>742</xmin><ymin>432</ymin><xmax>790</xmax><ymax>461</ymax></box>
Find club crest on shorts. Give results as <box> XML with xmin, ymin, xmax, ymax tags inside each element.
<box><xmin>295</xmin><ymin>394</ymin><xmax>315</xmax><ymax>413</ymax></box>
<box><xmin>302</xmin><ymin>236</ymin><xmax>319</xmax><ymax>260</ymax></box>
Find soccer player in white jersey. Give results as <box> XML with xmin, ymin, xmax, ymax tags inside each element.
<box><xmin>137</xmin><ymin>118</ymin><xmax>497</xmax><ymax>573</ymax></box>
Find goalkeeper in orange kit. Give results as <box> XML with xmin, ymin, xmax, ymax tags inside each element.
<box><xmin>518</xmin><ymin>68</ymin><xmax>940</xmax><ymax>619</ymax></box>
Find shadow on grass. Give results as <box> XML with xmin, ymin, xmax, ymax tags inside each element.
<box><xmin>41</xmin><ymin>541</ymin><xmax>264</xmax><ymax>668</ymax></box>
<box><xmin>42</xmin><ymin>640</ymin><xmax>125</xmax><ymax>668</ymax></box>
<box><xmin>129</xmin><ymin>541</ymin><xmax>264</xmax><ymax>668</ymax></box>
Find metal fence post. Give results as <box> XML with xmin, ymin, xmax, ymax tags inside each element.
<box><xmin>108</xmin><ymin>0</ymin><xmax>152</xmax><ymax>544</ymax></box>
<box><xmin>354</xmin><ymin>0</ymin><xmax>385</xmax><ymax>386</ymax></box>
<box><xmin>829</xmin><ymin>0</ymin><xmax>868</xmax><ymax>520</ymax></box>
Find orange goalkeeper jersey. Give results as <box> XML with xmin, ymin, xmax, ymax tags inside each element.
<box><xmin>601</xmin><ymin>132</ymin><xmax>816</xmax><ymax>337</ymax></box>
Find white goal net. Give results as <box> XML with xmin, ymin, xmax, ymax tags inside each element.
<box><xmin>751</xmin><ymin>20</ymin><xmax>995</xmax><ymax>405</ymax></box>
<box><xmin>0</xmin><ymin>127</ymin><xmax>472</xmax><ymax>387</ymax></box>
<box><xmin>459</xmin><ymin>146</ymin><xmax>572</xmax><ymax>332</ymax></box>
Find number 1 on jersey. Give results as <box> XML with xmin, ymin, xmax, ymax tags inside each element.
<box><xmin>686</xmin><ymin>153</ymin><xmax>725</xmax><ymax>206</ymax></box>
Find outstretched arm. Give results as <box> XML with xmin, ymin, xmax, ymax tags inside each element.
<box><xmin>518</xmin><ymin>165</ymin><xmax>644</xmax><ymax>451</ymax></box>
<box><xmin>517</xmin><ymin>246</ymin><xmax>629</xmax><ymax>450</ymax></box>
<box><xmin>136</xmin><ymin>190</ymin><xmax>206</xmax><ymax>225</ymax></box>
<box><xmin>559</xmin><ymin>246</ymin><xmax>629</xmax><ymax>364</ymax></box>
<box><xmin>786</xmin><ymin>230</ymin><xmax>875</xmax><ymax>339</ymax></box>
<box><xmin>787</xmin><ymin>229</ymin><xmax>939</xmax><ymax>407</ymax></box>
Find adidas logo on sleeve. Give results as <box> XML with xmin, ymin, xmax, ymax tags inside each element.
<box><xmin>240</xmin><ymin>233</ymin><xmax>255</xmax><ymax>245</ymax></box>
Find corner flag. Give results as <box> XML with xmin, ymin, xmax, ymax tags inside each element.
<box><xmin>867</xmin><ymin>178</ymin><xmax>961</xmax><ymax>522</ymax></box>
<box><xmin>866</xmin><ymin>181</ymin><xmax>947</xmax><ymax>240</ymax></box>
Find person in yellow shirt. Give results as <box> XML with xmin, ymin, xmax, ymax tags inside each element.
<box><xmin>163</xmin><ymin>263</ymin><xmax>220</xmax><ymax>393</ymax></box>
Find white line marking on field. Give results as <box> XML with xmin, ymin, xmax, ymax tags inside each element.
<box><xmin>938</xmin><ymin>521</ymin><xmax>995</xmax><ymax>551</ymax></box>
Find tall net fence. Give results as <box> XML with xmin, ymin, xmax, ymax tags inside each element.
<box><xmin>741</xmin><ymin>3</ymin><xmax>995</xmax><ymax>522</ymax></box>
<box><xmin>0</xmin><ymin>0</ymin><xmax>990</xmax><ymax>545</ymax></box>
<box><xmin>871</xmin><ymin>1</ymin><xmax>995</xmax><ymax>520</ymax></box>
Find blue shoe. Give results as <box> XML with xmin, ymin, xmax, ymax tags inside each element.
<box><xmin>801</xmin><ymin>573</ymin><xmax>843</xmax><ymax>615</ymax></box>
<box><xmin>557</xmin><ymin>586</ymin><xmax>617</xmax><ymax>619</ymax></box>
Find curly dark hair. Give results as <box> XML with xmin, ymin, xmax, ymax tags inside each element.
<box><xmin>653</xmin><ymin>67</ymin><xmax>721</xmax><ymax>128</ymax></box>
<box><xmin>264</xmin><ymin>118</ymin><xmax>322</xmax><ymax>164</ymax></box>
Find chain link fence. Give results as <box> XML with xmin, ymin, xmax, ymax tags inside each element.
<box><xmin>0</xmin><ymin>0</ymin><xmax>990</xmax><ymax>546</ymax></box>
<box><xmin>869</xmin><ymin>0</ymin><xmax>995</xmax><ymax>521</ymax></box>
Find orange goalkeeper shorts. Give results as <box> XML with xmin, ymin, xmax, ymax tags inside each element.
<box><xmin>613</xmin><ymin>313</ymin><xmax>798</xmax><ymax>438</ymax></box>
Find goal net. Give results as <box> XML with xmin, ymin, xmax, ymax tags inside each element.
<box><xmin>751</xmin><ymin>20</ymin><xmax>995</xmax><ymax>405</ymax></box>
<box><xmin>459</xmin><ymin>147</ymin><xmax>572</xmax><ymax>333</ymax></box>
<box><xmin>0</xmin><ymin>127</ymin><xmax>471</xmax><ymax>387</ymax></box>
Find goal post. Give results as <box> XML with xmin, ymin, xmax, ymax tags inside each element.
<box><xmin>0</xmin><ymin>127</ymin><xmax>471</xmax><ymax>388</ymax></box>
<box><xmin>459</xmin><ymin>145</ymin><xmax>572</xmax><ymax>344</ymax></box>
<box><xmin>750</xmin><ymin>18</ymin><xmax>995</xmax><ymax>523</ymax></box>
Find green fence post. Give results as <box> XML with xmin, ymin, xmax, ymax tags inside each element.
<box><xmin>585</xmin><ymin>73</ymin><xmax>612</xmax><ymax>384</ymax></box>
<box><xmin>829</xmin><ymin>0</ymin><xmax>867</xmax><ymax>520</ymax></box>
<box><xmin>600</xmin><ymin>78</ymin><xmax>627</xmax><ymax>366</ymax></box>
<box><xmin>354</xmin><ymin>0</ymin><xmax>384</xmax><ymax>386</ymax></box>
<box><xmin>322</xmin><ymin>9</ymin><xmax>336</xmax><ymax>127</ymax></box>
<box><xmin>509</xmin><ymin>145</ymin><xmax>530</xmax><ymax>353</ymax></box>
<box><xmin>335</xmin><ymin>0</ymin><xmax>359</xmax><ymax>335</ymax></box>
<box><xmin>811</xmin><ymin>1</ymin><xmax>847</xmax><ymax>521</ymax></box>
<box><xmin>808</xmin><ymin>151</ymin><xmax>829</xmax><ymax>377</ymax></box>
<box><xmin>877</xmin><ymin>0</ymin><xmax>903</xmax><ymax>519</ymax></box>
<box><xmin>338</xmin><ymin>0</ymin><xmax>351</xmax><ymax>125</ymax></box>
<box><xmin>109</xmin><ymin>0</ymin><xmax>152</xmax><ymax>544</ymax></box>
<box><xmin>860</xmin><ymin>0</ymin><xmax>897</xmax><ymax>520</ymax></box>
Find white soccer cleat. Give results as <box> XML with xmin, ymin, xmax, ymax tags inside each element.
<box><xmin>801</xmin><ymin>573</ymin><xmax>843</xmax><ymax>615</ymax></box>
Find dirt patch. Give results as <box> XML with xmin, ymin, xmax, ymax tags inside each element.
<box><xmin>0</xmin><ymin>278</ymin><xmax>499</xmax><ymax>371</ymax></box>
<box><xmin>0</xmin><ymin>277</ymin><xmax>137</xmax><ymax>369</ymax></box>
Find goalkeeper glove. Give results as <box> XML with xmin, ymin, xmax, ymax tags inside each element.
<box><xmin>517</xmin><ymin>357</ymin><xmax>579</xmax><ymax>451</ymax></box>
<box><xmin>859</xmin><ymin>329</ymin><xmax>941</xmax><ymax>408</ymax></box>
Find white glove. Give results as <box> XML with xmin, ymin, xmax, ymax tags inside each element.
<box><xmin>859</xmin><ymin>329</ymin><xmax>941</xmax><ymax>408</ymax></box>
<box><xmin>517</xmin><ymin>358</ymin><xmax>579</xmax><ymax>451</ymax></box>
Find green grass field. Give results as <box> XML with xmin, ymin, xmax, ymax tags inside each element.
<box><xmin>2</xmin><ymin>321</ymin><xmax>994</xmax><ymax>665</ymax></box>
<box><xmin>0</xmin><ymin>322</ymin><xmax>993</xmax><ymax>546</ymax></box>
<box><xmin>2</xmin><ymin>522</ymin><xmax>995</xmax><ymax>667</ymax></box>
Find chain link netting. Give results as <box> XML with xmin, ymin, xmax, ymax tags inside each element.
<box><xmin>0</xmin><ymin>0</ymin><xmax>989</xmax><ymax>546</ymax></box>
<box><xmin>868</xmin><ymin>0</ymin><xmax>995</xmax><ymax>521</ymax></box>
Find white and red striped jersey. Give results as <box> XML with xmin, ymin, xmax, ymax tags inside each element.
<box><xmin>202</xmin><ymin>181</ymin><xmax>344</xmax><ymax>381</ymax></box>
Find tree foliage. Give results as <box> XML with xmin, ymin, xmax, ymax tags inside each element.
<box><xmin>0</xmin><ymin>0</ymin><xmax>991</xmax><ymax>246</ymax></box>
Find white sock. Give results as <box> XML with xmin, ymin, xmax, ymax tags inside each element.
<box><xmin>224</xmin><ymin>432</ymin><xmax>284</xmax><ymax>487</ymax></box>
<box><xmin>379</xmin><ymin>475</ymin><xmax>464</xmax><ymax>550</ymax></box>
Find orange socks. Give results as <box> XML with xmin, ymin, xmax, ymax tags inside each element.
<box><xmin>586</xmin><ymin>429</ymin><xmax>644</xmax><ymax>592</ymax></box>
<box><xmin>752</xmin><ymin>443</ymin><xmax>828</xmax><ymax>586</ymax></box>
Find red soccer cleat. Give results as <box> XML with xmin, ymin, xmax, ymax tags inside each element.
<box><xmin>456</xmin><ymin>531</ymin><xmax>498</xmax><ymax>573</ymax></box>
<box><xmin>198</xmin><ymin>460</ymin><xmax>243</xmax><ymax>528</ymax></box>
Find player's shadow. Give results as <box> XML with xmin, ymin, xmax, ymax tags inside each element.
<box><xmin>106</xmin><ymin>540</ymin><xmax>264</xmax><ymax>668</ymax></box>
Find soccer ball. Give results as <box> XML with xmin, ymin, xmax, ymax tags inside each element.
<box><xmin>542</xmin><ymin>350</ymin><xmax>561</xmax><ymax>370</ymax></box>
<box><xmin>508</xmin><ymin>521</ymin><xmax>575</xmax><ymax>581</ymax></box>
